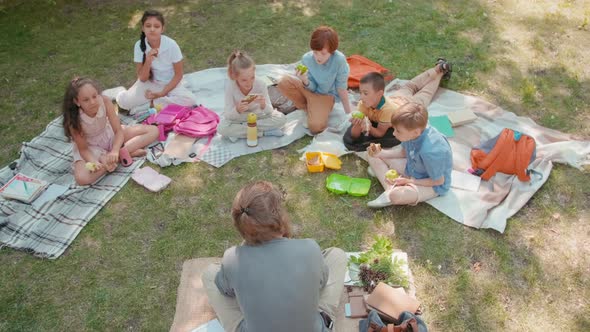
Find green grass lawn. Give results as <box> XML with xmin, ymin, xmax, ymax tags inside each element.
<box><xmin>1</xmin><ymin>1</ymin><xmax>589</xmax><ymax>331</ymax></box>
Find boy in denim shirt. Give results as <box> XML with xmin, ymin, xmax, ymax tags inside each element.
<box><xmin>366</xmin><ymin>102</ymin><xmax>452</xmax><ymax>208</ymax></box>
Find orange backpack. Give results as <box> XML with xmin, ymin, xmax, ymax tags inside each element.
<box><xmin>470</xmin><ymin>128</ymin><xmax>537</xmax><ymax>181</ymax></box>
<box><xmin>346</xmin><ymin>55</ymin><xmax>394</xmax><ymax>89</ymax></box>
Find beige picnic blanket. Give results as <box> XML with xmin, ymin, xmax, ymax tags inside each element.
<box><xmin>302</xmin><ymin>79</ymin><xmax>590</xmax><ymax>233</ymax></box>
<box><xmin>423</xmin><ymin>87</ymin><xmax>590</xmax><ymax>233</ymax></box>
<box><xmin>170</xmin><ymin>258</ymin><xmax>360</xmax><ymax>332</ymax></box>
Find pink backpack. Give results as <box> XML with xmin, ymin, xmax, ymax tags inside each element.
<box><xmin>173</xmin><ymin>105</ymin><xmax>219</xmax><ymax>138</ymax></box>
<box><xmin>144</xmin><ymin>104</ymin><xmax>220</xmax><ymax>160</ymax></box>
<box><xmin>144</xmin><ymin>104</ymin><xmax>190</xmax><ymax>139</ymax></box>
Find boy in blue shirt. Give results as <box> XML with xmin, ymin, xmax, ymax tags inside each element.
<box><xmin>366</xmin><ymin>102</ymin><xmax>453</xmax><ymax>208</ymax></box>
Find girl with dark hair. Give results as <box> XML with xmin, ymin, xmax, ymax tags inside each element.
<box><xmin>116</xmin><ymin>10</ymin><xmax>197</xmax><ymax>114</ymax></box>
<box><xmin>63</xmin><ymin>77</ymin><xmax>158</xmax><ymax>185</ymax></box>
<box><xmin>202</xmin><ymin>181</ymin><xmax>347</xmax><ymax>332</ymax></box>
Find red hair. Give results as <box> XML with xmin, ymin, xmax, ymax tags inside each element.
<box><xmin>309</xmin><ymin>26</ymin><xmax>339</xmax><ymax>53</ymax></box>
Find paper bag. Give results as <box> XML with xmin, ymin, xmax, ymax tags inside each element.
<box><xmin>365</xmin><ymin>282</ymin><xmax>420</xmax><ymax>322</ymax></box>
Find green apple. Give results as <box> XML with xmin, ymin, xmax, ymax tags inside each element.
<box><xmin>85</xmin><ymin>162</ymin><xmax>97</xmax><ymax>172</ymax></box>
<box><xmin>385</xmin><ymin>169</ymin><xmax>399</xmax><ymax>180</ymax></box>
<box><xmin>352</xmin><ymin>111</ymin><xmax>365</xmax><ymax>119</ymax></box>
<box><xmin>296</xmin><ymin>63</ymin><xmax>308</xmax><ymax>74</ymax></box>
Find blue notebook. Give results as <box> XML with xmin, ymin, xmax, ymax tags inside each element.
<box><xmin>428</xmin><ymin>115</ymin><xmax>455</xmax><ymax>137</ymax></box>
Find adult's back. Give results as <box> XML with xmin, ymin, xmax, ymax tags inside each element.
<box><xmin>216</xmin><ymin>238</ymin><xmax>328</xmax><ymax>332</ymax></box>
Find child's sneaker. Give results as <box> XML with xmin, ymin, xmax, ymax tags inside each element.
<box><xmin>264</xmin><ymin>128</ymin><xmax>285</xmax><ymax>137</ymax></box>
<box><xmin>367</xmin><ymin>190</ymin><xmax>392</xmax><ymax>208</ymax></box>
<box><xmin>367</xmin><ymin>166</ymin><xmax>376</xmax><ymax>178</ymax></box>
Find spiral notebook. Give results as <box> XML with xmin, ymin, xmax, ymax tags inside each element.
<box><xmin>0</xmin><ymin>173</ymin><xmax>48</xmax><ymax>204</ymax></box>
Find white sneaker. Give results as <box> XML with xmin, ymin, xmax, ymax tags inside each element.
<box><xmin>367</xmin><ymin>166</ymin><xmax>376</xmax><ymax>178</ymax></box>
<box><xmin>367</xmin><ymin>191</ymin><xmax>392</xmax><ymax>208</ymax></box>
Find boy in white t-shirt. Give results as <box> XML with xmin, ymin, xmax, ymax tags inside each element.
<box><xmin>116</xmin><ymin>10</ymin><xmax>197</xmax><ymax>114</ymax></box>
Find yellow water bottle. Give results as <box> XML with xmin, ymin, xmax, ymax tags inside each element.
<box><xmin>247</xmin><ymin>113</ymin><xmax>258</xmax><ymax>147</ymax></box>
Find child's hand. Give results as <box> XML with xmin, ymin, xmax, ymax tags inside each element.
<box><xmin>106</xmin><ymin>151</ymin><xmax>119</xmax><ymax>165</ymax></box>
<box><xmin>104</xmin><ymin>162</ymin><xmax>117</xmax><ymax>173</ymax></box>
<box><xmin>236</xmin><ymin>101</ymin><xmax>250</xmax><ymax>113</ymax></box>
<box><xmin>98</xmin><ymin>154</ymin><xmax>117</xmax><ymax>172</ymax></box>
<box><xmin>254</xmin><ymin>95</ymin><xmax>266</xmax><ymax>109</ymax></box>
<box><xmin>296</xmin><ymin>70</ymin><xmax>309</xmax><ymax>87</ymax></box>
<box><xmin>146</xmin><ymin>48</ymin><xmax>159</xmax><ymax>62</ymax></box>
<box><xmin>392</xmin><ymin>177</ymin><xmax>412</xmax><ymax>186</ymax></box>
<box><xmin>145</xmin><ymin>90</ymin><xmax>162</xmax><ymax>100</ymax></box>
<box><xmin>350</xmin><ymin>117</ymin><xmax>364</xmax><ymax>127</ymax></box>
<box><xmin>86</xmin><ymin>162</ymin><xmax>103</xmax><ymax>173</ymax></box>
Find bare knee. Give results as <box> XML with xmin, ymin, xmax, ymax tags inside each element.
<box><xmin>389</xmin><ymin>187</ymin><xmax>417</xmax><ymax>205</ymax></box>
<box><xmin>308</xmin><ymin>122</ymin><xmax>327</xmax><ymax>134</ymax></box>
<box><xmin>278</xmin><ymin>75</ymin><xmax>301</xmax><ymax>90</ymax></box>
<box><xmin>147</xmin><ymin>125</ymin><xmax>159</xmax><ymax>140</ymax></box>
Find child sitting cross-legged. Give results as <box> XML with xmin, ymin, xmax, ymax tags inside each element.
<box><xmin>217</xmin><ymin>50</ymin><xmax>286</xmax><ymax>142</ymax></box>
<box><xmin>343</xmin><ymin>72</ymin><xmax>400</xmax><ymax>151</ymax></box>
<box><xmin>63</xmin><ymin>77</ymin><xmax>159</xmax><ymax>185</ymax></box>
<box><xmin>366</xmin><ymin>102</ymin><xmax>453</xmax><ymax>208</ymax></box>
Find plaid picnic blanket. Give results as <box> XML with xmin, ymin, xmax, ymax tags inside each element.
<box><xmin>0</xmin><ymin>116</ymin><xmax>143</xmax><ymax>259</ymax></box>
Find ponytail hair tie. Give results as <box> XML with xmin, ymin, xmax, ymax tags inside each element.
<box><xmin>240</xmin><ymin>207</ymin><xmax>250</xmax><ymax>215</ymax></box>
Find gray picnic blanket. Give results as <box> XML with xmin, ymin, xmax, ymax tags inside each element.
<box><xmin>0</xmin><ymin>116</ymin><xmax>144</xmax><ymax>259</ymax></box>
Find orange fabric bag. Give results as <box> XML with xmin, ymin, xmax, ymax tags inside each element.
<box><xmin>470</xmin><ymin>128</ymin><xmax>537</xmax><ymax>181</ymax></box>
<box><xmin>346</xmin><ymin>55</ymin><xmax>394</xmax><ymax>89</ymax></box>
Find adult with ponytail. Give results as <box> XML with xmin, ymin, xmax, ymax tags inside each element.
<box><xmin>116</xmin><ymin>10</ymin><xmax>197</xmax><ymax>114</ymax></box>
<box><xmin>202</xmin><ymin>181</ymin><xmax>347</xmax><ymax>332</ymax></box>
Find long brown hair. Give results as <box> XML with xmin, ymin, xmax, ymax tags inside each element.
<box><xmin>62</xmin><ymin>77</ymin><xmax>101</xmax><ymax>139</ymax></box>
<box><xmin>231</xmin><ymin>181</ymin><xmax>292</xmax><ymax>245</ymax></box>
<box><xmin>139</xmin><ymin>10</ymin><xmax>165</xmax><ymax>64</ymax></box>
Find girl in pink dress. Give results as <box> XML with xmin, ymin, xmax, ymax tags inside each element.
<box><xmin>63</xmin><ymin>77</ymin><xmax>159</xmax><ymax>185</ymax></box>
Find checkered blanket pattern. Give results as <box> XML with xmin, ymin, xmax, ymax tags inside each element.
<box><xmin>0</xmin><ymin>116</ymin><xmax>144</xmax><ymax>259</ymax></box>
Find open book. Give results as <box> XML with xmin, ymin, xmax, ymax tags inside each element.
<box><xmin>0</xmin><ymin>173</ymin><xmax>48</xmax><ymax>204</ymax></box>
